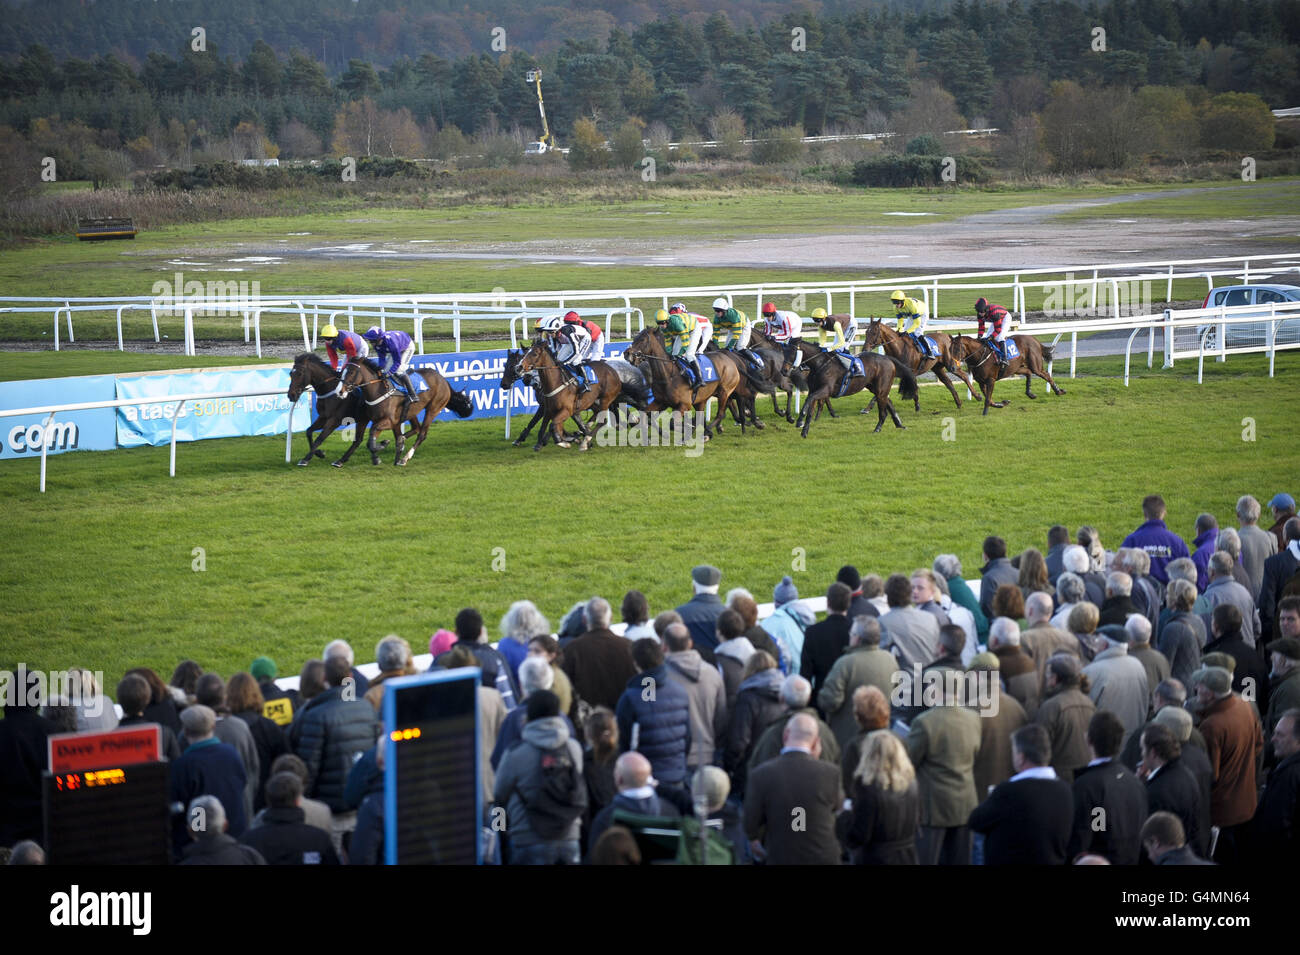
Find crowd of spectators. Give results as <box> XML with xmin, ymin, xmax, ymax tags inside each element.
<box><xmin>2</xmin><ymin>492</ymin><xmax>1298</xmax><ymax>866</ymax></box>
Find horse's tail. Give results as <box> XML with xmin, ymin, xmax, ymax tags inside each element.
<box><xmin>889</xmin><ymin>357</ymin><xmax>919</xmax><ymax>401</ymax></box>
<box><xmin>1040</xmin><ymin>342</ymin><xmax>1055</xmax><ymax>363</ymax></box>
<box><xmin>447</xmin><ymin>388</ymin><xmax>473</xmax><ymax>418</ymax></box>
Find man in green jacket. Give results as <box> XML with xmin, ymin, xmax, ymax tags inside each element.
<box><xmin>907</xmin><ymin>683</ymin><xmax>982</xmax><ymax>865</ymax></box>
<box><xmin>818</xmin><ymin>616</ymin><xmax>899</xmax><ymax>750</ymax></box>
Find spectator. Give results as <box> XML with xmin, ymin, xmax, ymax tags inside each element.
<box><xmin>839</xmin><ymin>685</ymin><xmax>892</xmax><ymax>793</ymax></box>
<box><xmin>693</xmin><ymin>765</ymin><xmax>746</xmax><ymax>862</ymax></box>
<box><xmin>907</xmin><ymin>672</ymin><xmax>982</xmax><ymax>865</ymax></box>
<box><xmin>250</xmin><ymin>657</ymin><xmax>300</xmax><ymax>727</ymax></box>
<box><xmin>968</xmin><ymin>652</ymin><xmax>1028</xmax><ymax>798</ymax></box>
<box><xmin>1267</xmin><ymin>493</ymin><xmax>1297</xmax><ymax>551</ymax></box>
<box><xmin>1045</xmin><ymin>524</ymin><xmax>1071</xmax><ymax>585</ymax></box>
<box><xmin>124</xmin><ymin>667</ymin><xmax>183</xmax><ymax>735</ymax></box>
<box><xmin>1165</xmin><ymin>557</ymin><xmax>1200</xmax><ymax>621</ymax></box>
<box><xmin>563</xmin><ymin>597</ymin><xmax>638</xmax><ymax>710</ymax></box>
<box><xmin>1137</xmin><ymin>724</ymin><xmax>1209</xmax><ymax>857</ymax></box>
<box><xmin>41</xmin><ymin>697</ymin><xmax>78</xmax><ymax>734</ymax></box>
<box><xmin>714</xmin><ymin>609</ymin><xmax>756</xmax><ymax>710</ymax></box>
<box><xmin>896</xmin><ymin>624</ymin><xmax>968</xmax><ymax>725</ymax></box>
<box><xmin>1082</xmin><ymin>625</ymin><xmax>1149</xmax><ymax>743</ymax></box>
<box><xmin>968</xmin><ymin>724</ymin><xmax>1073</xmax><ymax>865</ymax></box>
<box><xmin>589</xmin><ymin>826</ymin><xmax>640</xmax><ymax>865</ymax></box>
<box><xmin>443</xmin><ymin>644</ymin><xmax>507</xmax><ymax>800</ymax></box>
<box><xmin>585</xmin><ymin>751</ymin><xmax>679</xmax><ymax>855</ymax></box>
<box><xmin>1159</xmin><ymin>579</ymin><xmax>1206</xmax><ymax>687</ymax></box>
<box><xmin>292</xmin><ymin>656</ymin><xmax>380</xmax><ymax>849</ymax></box>
<box><xmin>1078</xmin><ymin>526</ymin><xmax>1111</xmax><ymax>575</ymax></box>
<box><xmin>988</xmin><ymin>617</ymin><xmax>1040</xmax><ymax>718</ymax></box>
<box><xmin>620</xmin><ymin>590</ymin><xmax>655</xmax><ymax>641</ymax></box>
<box><xmin>1204</xmin><ymin>604</ymin><xmax>1269</xmax><ymax>704</ymax></box>
<box><xmin>0</xmin><ymin>670</ymin><xmax>58</xmax><ymax>847</ymax></box>
<box><xmin>911</xmin><ymin>569</ymin><xmax>952</xmax><ymax>633</ymax></box>
<box><xmin>1236</xmin><ymin>494</ymin><xmax>1277</xmax><ymax>600</ymax></box>
<box><xmin>498</xmin><ymin>600</ymin><xmax>551</xmax><ymax>682</ymax></box>
<box><xmin>1140</xmin><ymin>811</ymin><xmax>1213</xmax><ymax>866</ymax></box>
<box><xmin>1035</xmin><ymin>655</ymin><xmax>1096</xmax><ymax>783</ymax></box>
<box><xmin>992</xmin><ymin>584</ymin><xmax>1027</xmax><ymax>628</ymax></box>
<box><xmin>322</xmin><ymin>641</ymin><xmax>369</xmax><ymax>698</ymax></box>
<box><xmin>879</xmin><ymin>572</ymin><xmax>941</xmax><ymax>671</ymax></box>
<box><xmin>674</xmin><ymin>565</ymin><xmax>725</xmax><ymax>663</ymax></box>
<box><xmin>1216</xmin><ymin>528</ymin><xmax>1254</xmax><ymax>594</ymax></box>
<box><xmin>227</xmin><ymin>672</ymin><xmax>290</xmax><ymax>813</ymax></box>
<box><xmin>363</xmin><ymin>636</ymin><xmax>417</xmax><ymax>713</ymax></box>
<box><xmin>527</xmin><ymin>635</ymin><xmax>572</xmax><ymax>718</ymax></box>
<box><xmin>179</xmin><ymin>795</ymin><xmax>265</xmax><ymax>866</ymax></box>
<box><xmin>1150</xmin><ymin>705</ymin><xmax>1214</xmax><ymax>846</ymax></box>
<box><xmin>1119</xmin><ymin>678</ymin><xmax>1207</xmax><ymax>771</ymax></box>
<box><xmin>801</xmin><ymin>582</ymin><xmax>855</xmax><ymax>706</ymax></box>
<box><xmin>1067</xmin><ymin>711</ymin><xmax>1147</xmax><ymax>864</ymax></box>
<box><xmin>652</xmin><ymin>610</ymin><xmax>682</xmax><ymax>639</ymax></box>
<box><xmin>1125</xmin><ymin>616</ymin><xmax>1171</xmax><ymax>704</ymax></box>
<box><xmin>239</xmin><ymin>772</ymin><xmax>340</xmax><ymax>865</ymax></box>
<box><xmin>1023</xmin><ymin>592</ymin><xmax>1081</xmax><ymax>689</ymax></box>
<box><xmin>443</xmin><ymin>608</ymin><xmax>520</xmax><ymax>708</ymax></box>
<box><xmin>1266</xmin><ymin>629</ymin><xmax>1300</xmax><ymax>742</ymax></box>
<box><xmin>491</xmin><ymin>656</ymin><xmax>572</xmax><ymax>772</ymax></box>
<box><xmin>582</xmin><ymin>708</ymin><xmax>619</xmax><ymax>832</ymax></box>
<box><xmin>191</xmin><ymin>673</ymin><xmax>260</xmax><ymax>824</ymax></box>
<box><xmin>556</xmin><ymin>602</ymin><xmax>587</xmax><ymax>645</ymax></box>
<box><xmin>663</xmin><ymin>623</ymin><xmax>728</xmax><ymax>772</ymax></box>
<box><xmin>249</xmin><ymin>754</ymin><xmax>332</xmax><ymax>833</ymax></box>
<box><xmin>725</xmin><ymin>590</ymin><xmax>784</xmax><ymax>668</ymax></box>
<box><xmin>347</xmin><ymin>744</ymin><xmax>385</xmax><ymax>865</ymax></box>
<box><xmin>747</xmin><ymin>675</ymin><xmax>840</xmax><ymax>774</ymax></box>
<box><xmin>934</xmin><ymin>554</ymin><xmax>988</xmax><ymax>639</ymax></box>
<box><xmin>837</xmin><ymin>564</ymin><xmax>879</xmax><ymax>620</ymax></box>
<box><xmin>743</xmin><ymin>713</ymin><xmax>844</xmax><ymax>865</ymax></box>
<box><xmin>1249</xmin><ymin>707</ymin><xmax>1300</xmax><ymax>861</ymax></box>
<box><xmin>818</xmin><ymin>616</ymin><xmax>899</xmax><ymax>750</ymax></box>
<box><xmin>722</xmin><ymin>651</ymin><xmax>784</xmax><ymax>795</ymax></box>
<box><xmin>1067</xmin><ymin>602</ymin><xmax>1101</xmax><ymax>662</ymax></box>
<box><xmin>1116</xmin><ymin>548</ymin><xmax>1161</xmax><ymax>632</ymax></box>
<box><xmin>1018</xmin><ymin>547</ymin><xmax>1052</xmax><ymax>602</ymax></box>
<box><xmin>1063</xmin><ymin>542</ymin><xmax>1107</xmax><ymax>607</ymax></box>
<box><xmin>1051</xmin><ymin>572</ymin><xmax>1086</xmax><ymax>631</ymax></box>
<box><xmin>932</xmin><ymin>575</ymin><xmax>977</xmax><ymax>663</ymax></box>
<box><xmin>493</xmin><ymin>690</ymin><xmax>586</xmax><ymax>865</ymax></box>
<box><xmin>1260</xmin><ymin>518</ymin><xmax>1300</xmax><ymax>643</ymax></box>
<box><xmin>761</xmin><ymin>576</ymin><xmax>813</xmax><ymax>673</ymax></box>
<box><xmin>615</xmin><ymin>638</ymin><xmax>691</xmax><ymax>806</ymax></box>
<box><xmin>978</xmin><ymin>535</ymin><xmax>1019</xmax><ymax>621</ymax></box>
<box><xmin>1121</xmin><ymin>494</ymin><xmax>1191</xmax><ymax>585</ymax></box>
<box><xmin>116</xmin><ymin>674</ymin><xmax>183</xmax><ymax>761</ymax></box>
<box><xmin>1098</xmin><ymin>571</ymin><xmax>1139</xmax><ymax>628</ymax></box>
<box><xmin>170</xmin><ymin>660</ymin><xmax>203</xmax><ymax>709</ymax></box>
<box><xmin>298</xmin><ymin>660</ymin><xmax>326</xmax><ymax>704</ymax></box>
<box><xmin>171</xmin><ymin>705</ymin><xmax>248</xmax><ymax>846</ymax></box>
<box><xmin>839</xmin><ymin>730</ymin><xmax>920</xmax><ymax>865</ymax></box>
<box><xmin>1200</xmin><ymin>552</ymin><xmax>1261</xmax><ymax>648</ymax></box>
<box><xmin>65</xmin><ymin>669</ymin><xmax>117</xmax><ymax>733</ymax></box>
<box><xmin>7</xmin><ymin>841</ymin><xmax>44</xmax><ymax>865</ymax></box>
<box><xmin>1192</xmin><ymin>666</ymin><xmax>1264</xmax><ymax>861</ymax></box>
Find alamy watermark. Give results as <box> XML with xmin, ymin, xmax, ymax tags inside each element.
<box><xmin>890</xmin><ymin>664</ymin><xmax>1000</xmax><ymax>716</ymax></box>
<box><xmin>594</xmin><ymin>410</ymin><xmax>706</xmax><ymax>457</ymax></box>
<box><xmin>2</xmin><ymin>665</ymin><xmax>107</xmax><ymax>717</ymax></box>
<box><xmin>151</xmin><ymin>271</ymin><xmax>261</xmax><ymax>318</ymax></box>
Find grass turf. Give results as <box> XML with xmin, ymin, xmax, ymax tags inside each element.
<box><xmin>2</xmin><ymin>350</ymin><xmax>1295</xmax><ymax>687</ymax></box>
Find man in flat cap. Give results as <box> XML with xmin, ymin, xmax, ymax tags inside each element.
<box><xmin>675</xmin><ymin>565</ymin><xmax>724</xmax><ymax>664</ymax></box>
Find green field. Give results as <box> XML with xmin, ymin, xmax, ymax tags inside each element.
<box><xmin>3</xmin><ymin>351</ymin><xmax>1296</xmax><ymax>688</ymax></box>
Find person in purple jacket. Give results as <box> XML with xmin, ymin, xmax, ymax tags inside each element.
<box><xmin>362</xmin><ymin>326</ymin><xmax>418</xmax><ymax>413</ymax></box>
<box><xmin>1123</xmin><ymin>495</ymin><xmax>1191</xmax><ymax>585</ymax></box>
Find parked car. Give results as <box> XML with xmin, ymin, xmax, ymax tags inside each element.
<box><xmin>1197</xmin><ymin>283</ymin><xmax>1300</xmax><ymax>348</ymax></box>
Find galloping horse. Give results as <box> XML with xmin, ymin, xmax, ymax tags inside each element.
<box><xmin>517</xmin><ymin>341</ymin><xmax>625</xmax><ymax>450</ymax></box>
<box><xmin>779</xmin><ymin>339</ymin><xmax>917</xmax><ymax>437</ymax></box>
<box><xmin>624</xmin><ymin>326</ymin><xmax>741</xmax><ymax>442</ymax></box>
<box><xmin>338</xmin><ymin>359</ymin><xmax>472</xmax><ymax>465</ymax></box>
<box><xmin>858</xmin><ymin>318</ymin><xmax>979</xmax><ymax>411</ymax></box>
<box><xmin>286</xmin><ymin>353</ymin><xmax>386</xmax><ymax>467</ymax></box>
<box><xmin>746</xmin><ymin>327</ymin><xmax>835</xmax><ymax>422</ymax></box>
<box><xmin>951</xmin><ymin>334</ymin><xmax>1066</xmax><ymax>416</ymax></box>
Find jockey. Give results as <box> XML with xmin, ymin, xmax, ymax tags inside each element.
<box><xmin>533</xmin><ymin>315</ymin><xmax>559</xmax><ymax>344</ymax></box>
<box><xmin>657</xmin><ymin>307</ymin><xmax>704</xmax><ymax>396</ymax></box>
<box><xmin>320</xmin><ymin>323</ymin><xmax>369</xmax><ymax>373</ymax></box>
<box><xmin>362</xmin><ymin>326</ymin><xmax>418</xmax><ymax>412</ymax></box>
<box><xmin>563</xmin><ymin>310</ymin><xmax>605</xmax><ymax>360</ymax></box>
<box><xmin>812</xmin><ymin>307</ymin><xmax>857</xmax><ymax>371</ymax></box>
<box><xmin>551</xmin><ymin>316</ymin><xmax>593</xmax><ymax>393</ymax></box>
<box><xmin>713</xmin><ymin>299</ymin><xmax>750</xmax><ymax>350</ymax></box>
<box><xmin>761</xmin><ymin>301</ymin><xmax>802</xmax><ymax>343</ymax></box>
<box><xmin>670</xmin><ymin>302</ymin><xmax>712</xmax><ymax>355</ymax></box>
<box><xmin>975</xmin><ymin>297</ymin><xmax>1011</xmax><ymax>371</ymax></box>
<box><xmin>891</xmin><ymin>290</ymin><xmax>934</xmax><ymax>359</ymax></box>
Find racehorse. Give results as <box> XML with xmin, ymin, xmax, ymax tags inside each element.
<box><xmin>624</xmin><ymin>326</ymin><xmax>741</xmax><ymax>442</ymax></box>
<box><xmin>517</xmin><ymin>341</ymin><xmax>625</xmax><ymax>450</ymax></box>
<box><xmin>747</xmin><ymin>327</ymin><xmax>835</xmax><ymax>423</ymax></box>
<box><xmin>286</xmin><ymin>353</ymin><xmax>387</xmax><ymax>467</ymax></box>
<box><xmin>705</xmin><ymin>346</ymin><xmax>767</xmax><ymax>433</ymax></box>
<box><xmin>950</xmin><ymin>333</ymin><xmax>1066</xmax><ymax>416</ymax></box>
<box><xmin>337</xmin><ymin>359</ymin><xmax>472</xmax><ymax>465</ymax></box>
<box><xmin>501</xmin><ymin>348</ymin><xmax>652</xmax><ymax>448</ymax></box>
<box><xmin>858</xmin><ymin>318</ymin><xmax>979</xmax><ymax>411</ymax></box>
<box><xmin>779</xmin><ymin>339</ymin><xmax>917</xmax><ymax>437</ymax></box>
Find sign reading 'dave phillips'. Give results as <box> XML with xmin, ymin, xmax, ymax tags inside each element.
<box><xmin>48</xmin><ymin>724</ymin><xmax>161</xmax><ymax>773</ymax></box>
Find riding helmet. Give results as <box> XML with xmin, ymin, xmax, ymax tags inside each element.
<box><xmin>712</xmin><ymin>296</ymin><xmax>729</xmax><ymax>311</ymax></box>
<box><xmin>890</xmin><ymin>290</ymin><xmax>905</xmax><ymax>304</ymax></box>
<box><xmin>975</xmin><ymin>297</ymin><xmax>989</xmax><ymax>314</ymax></box>
<box><xmin>811</xmin><ymin>307</ymin><xmax>827</xmax><ymax>320</ymax></box>
<box><xmin>321</xmin><ymin>324</ymin><xmax>339</xmax><ymax>339</ymax></box>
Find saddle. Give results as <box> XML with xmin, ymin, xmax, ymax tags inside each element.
<box><xmin>575</xmin><ymin>363</ymin><xmax>601</xmax><ymax>385</ymax></box>
<box><xmin>834</xmin><ymin>355</ymin><xmax>865</xmax><ymax>398</ymax></box>
<box><xmin>676</xmin><ymin>354</ymin><xmax>718</xmax><ymax>385</ymax></box>
<box><xmin>912</xmin><ymin>334</ymin><xmax>939</xmax><ymax>357</ymax></box>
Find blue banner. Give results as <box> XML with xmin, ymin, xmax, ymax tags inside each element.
<box><xmin>410</xmin><ymin>343</ymin><xmax>630</xmax><ymax>420</ymax></box>
<box><xmin>0</xmin><ymin>374</ymin><xmax>117</xmax><ymax>458</ymax></box>
<box><xmin>116</xmin><ymin>367</ymin><xmax>302</xmax><ymax>448</ymax></box>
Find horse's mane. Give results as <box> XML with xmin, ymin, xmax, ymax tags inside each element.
<box><xmin>293</xmin><ymin>351</ymin><xmax>331</xmax><ymax>370</ymax></box>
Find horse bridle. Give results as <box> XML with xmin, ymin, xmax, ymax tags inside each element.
<box><xmin>339</xmin><ymin>363</ymin><xmax>397</xmax><ymax>405</ymax></box>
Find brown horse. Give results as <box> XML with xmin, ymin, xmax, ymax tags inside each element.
<box><xmin>779</xmin><ymin>339</ymin><xmax>917</xmax><ymax>437</ymax></box>
<box><xmin>858</xmin><ymin>318</ymin><xmax>979</xmax><ymax>411</ymax></box>
<box><xmin>624</xmin><ymin>327</ymin><xmax>741</xmax><ymax>442</ymax></box>
<box><xmin>338</xmin><ymin>359</ymin><xmax>472</xmax><ymax>465</ymax></box>
<box><xmin>951</xmin><ymin>334</ymin><xmax>1066</xmax><ymax>416</ymax></box>
<box><xmin>286</xmin><ymin>353</ymin><xmax>387</xmax><ymax>467</ymax></box>
<box><xmin>747</xmin><ymin>326</ymin><xmax>835</xmax><ymax>422</ymax></box>
<box><xmin>517</xmin><ymin>341</ymin><xmax>624</xmax><ymax>450</ymax></box>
